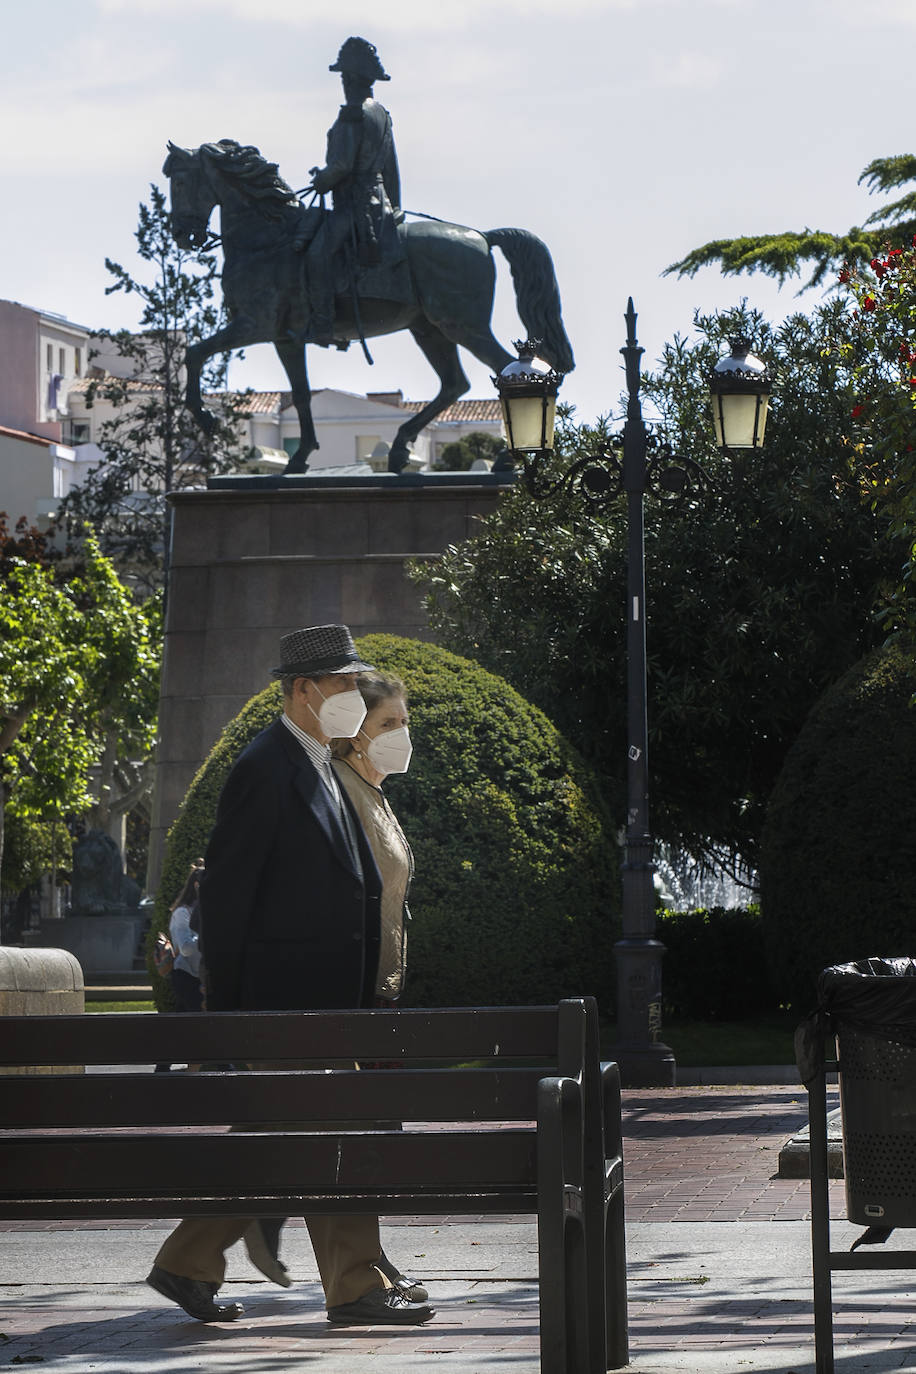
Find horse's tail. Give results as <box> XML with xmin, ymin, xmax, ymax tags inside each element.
<box><xmin>485</xmin><ymin>228</ymin><xmax>575</xmax><ymax>375</ymax></box>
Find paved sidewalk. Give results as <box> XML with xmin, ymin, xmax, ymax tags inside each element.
<box><xmin>3</xmin><ymin>1085</ymin><xmax>916</xmax><ymax>1372</ymax></box>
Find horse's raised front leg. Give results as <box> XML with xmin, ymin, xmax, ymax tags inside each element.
<box><xmin>273</xmin><ymin>338</ymin><xmax>318</xmax><ymax>475</ymax></box>
<box><xmin>184</xmin><ymin>320</ymin><xmax>251</xmax><ymax>436</ymax></box>
<box><xmin>389</xmin><ymin>320</ymin><xmax>471</xmax><ymax>473</ymax></box>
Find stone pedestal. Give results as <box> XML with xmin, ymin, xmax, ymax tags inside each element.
<box><xmin>33</xmin><ymin>914</ymin><xmax>147</xmax><ymax>980</ymax></box>
<box><xmin>149</xmin><ymin>472</ymin><xmax>514</xmax><ymax>890</ymax></box>
<box><xmin>0</xmin><ymin>947</ymin><xmax>85</xmax><ymax>1075</ymax></box>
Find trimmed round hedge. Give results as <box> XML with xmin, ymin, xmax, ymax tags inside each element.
<box><xmin>760</xmin><ymin>644</ymin><xmax>916</xmax><ymax>1011</ymax></box>
<box><xmin>150</xmin><ymin>635</ymin><xmax>620</xmax><ymax>1012</ymax></box>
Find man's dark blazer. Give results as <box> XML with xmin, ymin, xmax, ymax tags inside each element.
<box><xmin>199</xmin><ymin>718</ymin><xmax>382</xmax><ymax>1013</ymax></box>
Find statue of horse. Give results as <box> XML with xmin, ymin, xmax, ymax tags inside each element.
<box><xmin>162</xmin><ymin>139</ymin><xmax>574</xmax><ymax>474</ymax></box>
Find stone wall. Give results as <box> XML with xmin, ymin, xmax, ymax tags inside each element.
<box><xmin>148</xmin><ymin>472</ymin><xmax>514</xmax><ymax>889</ymax></box>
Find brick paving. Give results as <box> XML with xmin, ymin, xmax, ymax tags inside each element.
<box><xmin>620</xmin><ymin>1084</ymin><xmax>846</xmax><ymax>1222</ymax></box>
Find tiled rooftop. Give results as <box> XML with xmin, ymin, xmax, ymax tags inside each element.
<box><xmin>66</xmin><ymin>383</ymin><xmax>502</xmax><ymax>425</ymax></box>
<box><xmin>402</xmin><ymin>398</ymin><xmax>502</xmax><ymax>423</ymax></box>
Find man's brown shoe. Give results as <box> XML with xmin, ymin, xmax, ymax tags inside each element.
<box><xmin>327</xmin><ymin>1286</ymin><xmax>435</xmax><ymax>1325</ymax></box>
<box><xmin>146</xmin><ymin>1265</ymin><xmax>244</xmax><ymax>1322</ymax></box>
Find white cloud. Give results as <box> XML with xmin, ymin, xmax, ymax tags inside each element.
<box><xmin>648</xmin><ymin>51</ymin><xmax>723</xmax><ymax>90</ymax></box>
<box><xmin>96</xmin><ymin>0</ymin><xmax>666</xmax><ymax>27</ymax></box>
<box><xmin>811</xmin><ymin>0</ymin><xmax>916</xmax><ymax>25</ymax></box>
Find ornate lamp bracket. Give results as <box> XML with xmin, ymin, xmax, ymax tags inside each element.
<box><xmin>520</xmin><ymin>432</ymin><xmax>712</xmax><ymax>514</ymax></box>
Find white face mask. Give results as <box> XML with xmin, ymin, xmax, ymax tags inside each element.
<box><xmin>365</xmin><ymin>725</ymin><xmax>413</xmax><ymax>777</ymax></box>
<box><xmin>312</xmin><ymin>683</ymin><xmax>367</xmax><ymax>739</ymax></box>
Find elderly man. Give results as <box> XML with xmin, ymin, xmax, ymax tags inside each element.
<box><xmin>146</xmin><ymin>624</ymin><xmax>433</xmax><ymax>1327</ymax></box>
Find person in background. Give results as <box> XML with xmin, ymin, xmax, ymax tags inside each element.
<box><xmin>153</xmin><ymin>859</ymin><xmax>205</xmax><ymax>1072</ymax></box>
<box><xmin>169</xmin><ymin>860</ymin><xmax>205</xmax><ymax>1013</ymax></box>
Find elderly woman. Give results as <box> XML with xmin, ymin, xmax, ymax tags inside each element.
<box><xmin>330</xmin><ymin>671</ymin><xmax>413</xmax><ymax>1007</ymax></box>
<box><xmin>244</xmin><ymin>670</ymin><xmax>425</xmax><ymax>1303</ymax></box>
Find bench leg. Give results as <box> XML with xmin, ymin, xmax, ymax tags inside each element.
<box><xmin>600</xmin><ymin>1064</ymin><xmax>629</xmax><ymax>1370</ymax></box>
<box><xmin>539</xmin><ymin>1076</ymin><xmax>598</xmax><ymax>1373</ymax></box>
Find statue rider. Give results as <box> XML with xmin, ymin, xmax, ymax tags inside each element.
<box><xmin>297</xmin><ymin>37</ymin><xmax>403</xmax><ymax>346</ymax></box>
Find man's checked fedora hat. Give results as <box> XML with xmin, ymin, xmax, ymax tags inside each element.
<box><xmin>271</xmin><ymin>625</ymin><xmax>375</xmax><ymax>679</ymax></box>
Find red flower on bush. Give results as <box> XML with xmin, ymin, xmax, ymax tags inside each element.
<box><xmin>851</xmin><ymin>404</ymin><xmax>865</xmax><ymax>418</ymax></box>
<box><xmin>862</xmin><ymin>296</ymin><xmax>877</xmax><ymax>311</ymax></box>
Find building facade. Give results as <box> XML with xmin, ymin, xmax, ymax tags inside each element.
<box><xmin>0</xmin><ymin>296</ymin><xmax>505</xmax><ymax>524</ymax></box>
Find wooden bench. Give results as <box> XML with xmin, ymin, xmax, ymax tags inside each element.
<box><xmin>0</xmin><ymin>996</ymin><xmax>627</xmax><ymax>1373</ymax></box>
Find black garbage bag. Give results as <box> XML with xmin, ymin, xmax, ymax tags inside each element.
<box><xmin>817</xmin><ymin>957</ymin><xmax>916</xmax><ymax>1045</ymax></box>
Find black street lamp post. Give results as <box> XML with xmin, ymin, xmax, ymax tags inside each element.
<box><xmin>494</xmin><ymin>300</ymin><xmax>772</xmax><ymax>1088</ymax></box>
<box><xmin>614</xmin><ymin>300</ymin><xmax>674</xmax><ymax>1087</ymax></box>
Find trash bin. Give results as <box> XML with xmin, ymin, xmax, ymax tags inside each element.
<box><xmin>819</xmin><ymin>956</ymin><xmax>916</xmax><ymax>1228</ymax></box>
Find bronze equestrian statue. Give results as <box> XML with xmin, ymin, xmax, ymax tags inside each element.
<box><xmin>163</xmin><ymin>37</ymin><xmax>574</xmax><ymax>475</ymax></box>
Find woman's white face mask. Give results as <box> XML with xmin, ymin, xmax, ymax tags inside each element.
<box><xmin>365</xmin><ymin>725</ymin><xmax>413</xmax><ymax>777</ymax></box>
<box><xmin>312</xmin><ymin>683</ymin><xmax>367</xmax><ymax>739</ymax></box>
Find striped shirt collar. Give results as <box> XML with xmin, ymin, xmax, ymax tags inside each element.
<box><xmin>281</xmin><ymin>712</ymin><xmax>333</xmax><ymax>779</ymax></box>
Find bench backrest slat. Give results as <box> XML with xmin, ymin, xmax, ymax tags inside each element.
<box><xmin>0</xmin><ymin>1006</ymin><xmax>562</xmax><ymax>1066</ymax></box>
<box><xmin>0</xmin><ymin>1066</ymin><xmax>544</xmax><ymax>1128</ymax></box>
<box><xmin>0</xmin><ymin>1129</ymin><xmax>539</xmax><ymax>1199</ymax></box>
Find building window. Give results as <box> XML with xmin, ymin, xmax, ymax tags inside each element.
<box><xmin>355</xmin><ymin>434</ymin><xmax>382</xmax><ymax>461</ymax></box>
<box><xmin>74</xmin><ymin>347</ymin><xmax>82</xmax><ymax>378</ymax></box>
<box><xmin>46</xmin><ymin>344</ymin><xmax>53</xmax><ymax>371</ymax></box>
<box><xmin>62</xmin><ymin>419</ymin><xmax>91</xmax><ymax>447</ymax></box>
<box><xmin>59</xmin><ymin>347</ymin><xmax>66</xmax><ymax>374</ymax></box>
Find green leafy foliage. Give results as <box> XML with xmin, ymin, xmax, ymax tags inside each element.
<box><xmin>657</xmin><ymin>906</ymin><xmax>776</xmax><ymax>1020</ymax></box>
<box><xmin>0</xmin><ymin>813</ymin><xmax>71</xmax><ymax>895</ymax></box>
<box><xmin>58</xmin><ymin>185</ymin><xmax>251</xmax><ymax>593</ymax></box>
<box><xmin>435</xmin><ymin>431</ymin><xmax>506</xmax><ymax>471</ymax></box>
<box><xmin>414</xmin><ymin>307</ymin><xmax>903</xmax><ymax>870</ymax></box>
<box><xmin>829</xmin><ymin>241</ymin><xmax>916</xmax><ymax>642</ymax></box>
<box><xmin>152</xmin><ymin>635</ymin><xmax>619</xmax><ymax>1012</ymax></box>
<box><xmin>666</xmin><ymin>156</ymin><xmax>916</xmax><ymax>290</ymax></box>
<box><xmin>0</xmin><ymin>527</ymin><xmax>160</xmax><ymax>893</ymax></box>
<box><xmin>760</xmin><ymin>645</ymin><xmax>916</xmax><ymax>1011</ymax></box>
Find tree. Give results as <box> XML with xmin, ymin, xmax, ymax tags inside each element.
<box><xmin>0</xmin><ymin>527</ymin><xmax>161</xmax><ymax>896</ymax></box>
<box><xmin>434</xmin><ymin>431</ymin><xmax>506</xmax><ymax>471</ymax></box>
<box><xmin>58</xmin><ymin>185</ymin><xmax>251</xmax><ymax>595</ymax></box>
<box><xmin>827</xmin><ymin>242</ymin><xmax>916</xmax><ymax>642</ymax></box>
<box><xmin>667</xmin><ymin>154</ymin><xmax>916</xmax><ymax>649</ymax></box>
<box><xmin>761</xmin><ymin>644</ymin><xmax>916</xmax><ymax>1009</ymax></box>
<box><xmin>413</xmin><ymin>303</ymin><xmax>905</xmax><ymax>875</ymax></box>
<box><xmin>666</xmin><ymin>155</ymin><xmax>916</xmax><ymax>289</ymax></box>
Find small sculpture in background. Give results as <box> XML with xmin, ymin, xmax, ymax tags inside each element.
<box><xmin>70</xmin><ymin>830</ymin><xmax>141</xmax><ymax>916</ymax></box>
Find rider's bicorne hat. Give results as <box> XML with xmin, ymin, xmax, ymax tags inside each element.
<box><xmin>329</xmin><ymin>36</ymin><xmax>390</xmax><ymax>83</ymax></box>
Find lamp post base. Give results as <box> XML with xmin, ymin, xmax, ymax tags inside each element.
<box><xmin>614</xmin><ymin>936</ymin><xmax>677</xmax><ymax>1087</ymax></box>
<box><xmin>613</xmin><ymin>1039</ymin><xmax>677</xmax><ymax>1088</ymax></box>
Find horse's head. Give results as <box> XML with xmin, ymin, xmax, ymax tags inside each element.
<box><xmin>163</xmin><ymin>141</ymin><xmax>216</xmax><ymax>250</ymax></box>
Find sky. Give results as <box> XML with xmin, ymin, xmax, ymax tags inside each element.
<box><xmin>3</xmin><ymin>0</ymin><xmax>916</xmax><ymax>426</ymax></box>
